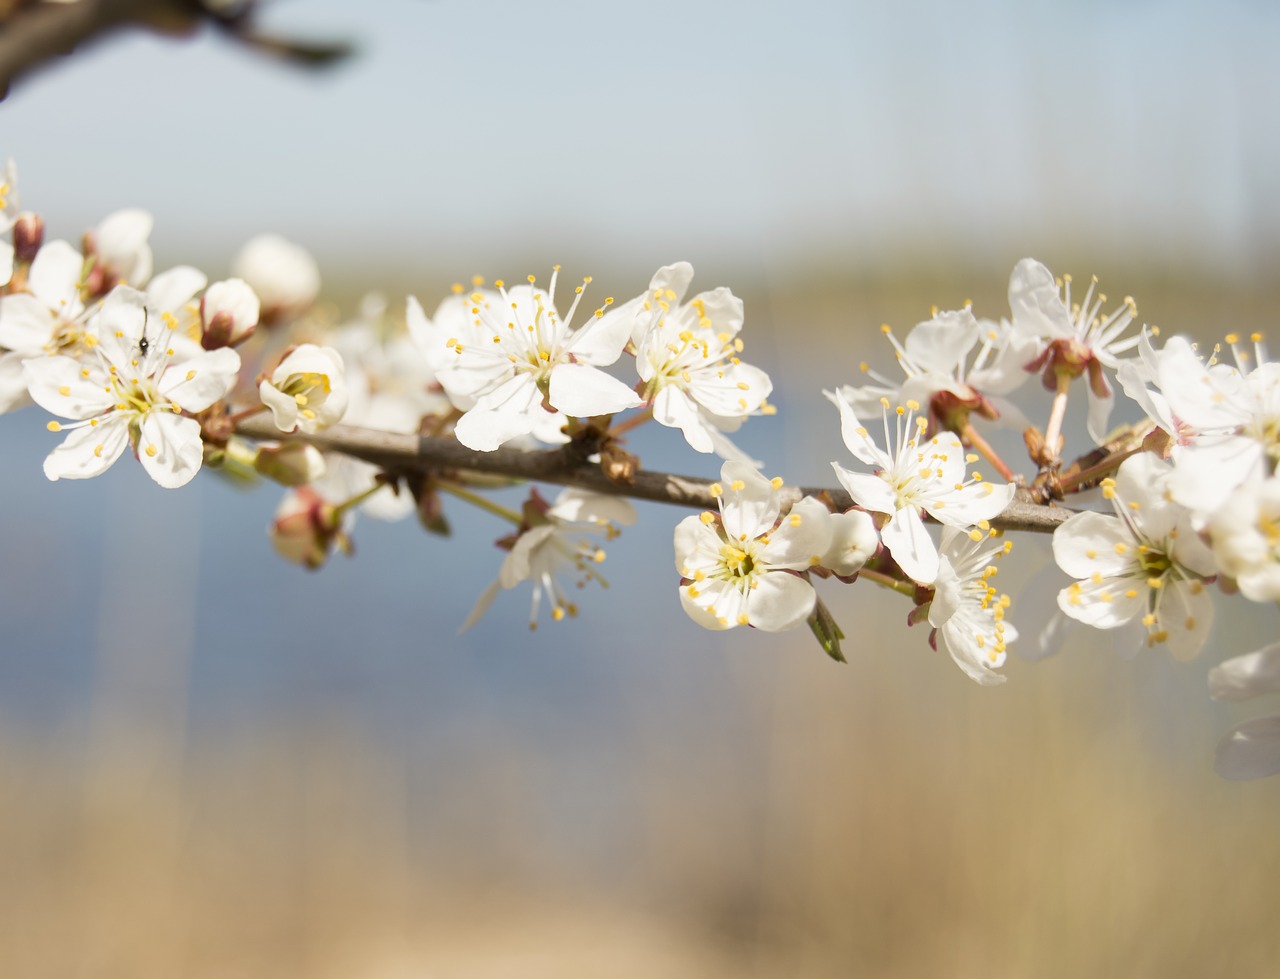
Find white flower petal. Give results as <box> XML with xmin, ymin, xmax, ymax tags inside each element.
<box><xmin>160</xmin><ymin>347</ymin><xmax>240</xmax><ymax>413</ymax></box>
<box><xmin>137</xmin><ymin>412</ymin><xmax>203</xmax><ymax>488</ymax></box>
<box><xmin>43</xmin><ymin>416</ymin><xmax>129</xmax><ymax>481</ymax></box>
<box><xmin>1215</xmin><ymin>715</ymin><xmax>1280</xmax><ymax>780</ymax></box>
<box><xmin>547</xmin><ymin>361</ymin><xmax>642</xmax><ymax>417</ymax></box>
<box><xmin>745</xmin><ymin>571</ymin><xmax>816</xmax><ymax>632</ymax></box>
<box><xmin>23</xmin><ymin>355</ymin><xmax>115</xmax><ymax>420</ymax></box>
<box><xmin>1209</xmin><ymin>643</ymin><xmax>1280</xmax><ymax>702</ymax></box>
<box><xmin>881</xmin><ymin>507</ymin><xmax>939</xmax><ymax>584</ymax></box>
<box><xmin>1052</xmin><ymin>511</ymin><xmax>1134</xmax><ymax>579</ymax></box>
<box><xmin>832</xmin><ymin>464</ymin><xmax>897</xmax><ymax>516</ymax></box>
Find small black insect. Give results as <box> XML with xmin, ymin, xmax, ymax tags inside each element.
<box><xmin>136</xmin><ymin>309</ymin><xmax>151</xmax><ymax>358</ymax></box>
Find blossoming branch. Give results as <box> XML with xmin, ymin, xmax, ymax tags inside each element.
<box><xmin>2</xmin><ymin>159</ymin><xmax>1279</xmax><ymax>779</ymax></box>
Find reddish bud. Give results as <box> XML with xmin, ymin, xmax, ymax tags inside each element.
<box><xmin>12</xmin><ymin>213</ymin><xmax>43</xmax><ymax>263</ymax></box>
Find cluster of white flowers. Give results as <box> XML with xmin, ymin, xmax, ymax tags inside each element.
<box><xmin>5</xmin><ymin>159</ymin><xmax>1280</xmax><ymax>777</ymax></box>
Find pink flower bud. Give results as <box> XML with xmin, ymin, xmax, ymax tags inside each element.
<box><xmin>12</xmin><ymin>212</ymin><xmax>43</xmax><ymax>263</ymax></box>
<box><xmin>269</xmin><ymin>487</ymin><xmax>350</xmax><ymax>570</ymax></box>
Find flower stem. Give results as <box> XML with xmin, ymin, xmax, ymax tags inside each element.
<box><xmin>334</xmin><ymin>480</ymin><xmax>388</xmax><ymax>517</ymax></box>
<box><xmin>609</xmin><ymin>406</ymin><xmax>654</xmax><ymax>438</ymax></box>
<box><xmin>960</xmin><ymin>420</ymin><xmax>1016</xmax><ymax>482</ymax></box>
<box><xmin>857</xmin><ymin>567</ymin><xmax>919</xmax><ymax>599</ymax></box>
<box><xmin>1057</xmin><ymin>445</ymin><xmax>1145</xmax><ymax>494</ymax></box>
<box><xmin>436</xmin><ymin>478</ymin><xmax>522</xmax><ymax>525</ymax></box>
<box><xmin>1042</xmin><ymin>373</ymin><xmax>1071</xmax><ymax>464</ymax></box>
<box><xmin>226</xmin><ymin>404</ymin><xmax>267</xmax><ymax>426</ymax></box>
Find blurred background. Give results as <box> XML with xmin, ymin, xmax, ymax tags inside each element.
<box><xmin>3</xmin><ymin>0</ymin><xmax>1280</xmax><ymax>975</ymax></box>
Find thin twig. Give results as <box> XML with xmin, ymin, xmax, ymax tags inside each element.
<box><xmin>233</xmin><ymin>415</ymin><xmax>1077</xmax><ymax>534</ymax></box>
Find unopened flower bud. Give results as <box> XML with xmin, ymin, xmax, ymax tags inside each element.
<box><xmin>201</xmin><ymin>277</ymin><xmax>260</xmax><ymax>349</ymax></box>
<box><xmin>821</xmin><ymin>508</ymin><xmax>880</xmax><ymax>577</ymax></box>
<box><xmin>232</xmin><ymin>233</ymin><xmax>319</xmax><ymax>324</ymax></box>
<box><xmin>13</xmin><ymin>212</ymin><xmax>43</xmax><ymax>263</ymax></box>
<box><xmin>88</xmin><ymin>208</ymin><xmax>154</xmax><ymax>291</ymax></box>
<box><xmin>269</xmin><ymin>487</ymin><xmax>350</xmax><ymax>570</ymax></box>
<box><xmin>254</xmin><ymin>441</ymin><xmax>327</xmax><ymax>486</ymax></box>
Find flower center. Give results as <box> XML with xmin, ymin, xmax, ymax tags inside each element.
<box><xmin>1137</xmin><ymin>547</ymin><xmax>1172</xmax><ymax>578</ymax></box>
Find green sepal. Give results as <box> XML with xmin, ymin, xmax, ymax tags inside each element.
<box><xmin>808</xmin><ymin>596</ymin><xmax>846</xmax><ymax>664</ymax></box>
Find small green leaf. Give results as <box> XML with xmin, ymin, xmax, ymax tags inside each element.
<box><xmin>808</xmin><ymin>596</ymin><xmax>846</xmax><ymax>664</ymax></box>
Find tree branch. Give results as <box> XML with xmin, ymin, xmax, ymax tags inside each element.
<box><xmin>233</xmin><ymin>415</ymin><xmax>1076</xmax><ymax>534</ymax></box>
<box><xmin>0</xmin><ymin>0</ymin><xmax>352</xmax><ymax>100</ymax></box>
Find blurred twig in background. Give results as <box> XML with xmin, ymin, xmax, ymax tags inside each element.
<box><xmin>0</xmin><ymin>0</ymin><xmax>354</xmax><ymax>100</ymax></box>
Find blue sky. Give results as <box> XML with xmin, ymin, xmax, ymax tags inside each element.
<box><xmin>3</xmin><ymin>0</ymin><xmax>1278</xmax><ymax>279</ymax></box>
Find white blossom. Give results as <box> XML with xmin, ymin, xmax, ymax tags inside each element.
<box><xmin>674</xmin><ymin>462</ymin><xmax>829</xmax><ymax>631</ymax></box>
<box><xmin>24</xmin><ymin>286</ymin><xmax>240</xmax><ymax>488</ymax></box>
<box><xmin>259</xmin><ymin>343</ymin><xmax>348</xmax><ymax>434</ymax></box>
<box><xmin>463</xmin><ymin>488</ymin><xmax>637</xmax><ymax>631</ymax></box>
<box><xmin>1207</xmin><ymin>475</ymin><xmax>1280</xmax><ymax>601</ymax></box>
<box><xmin>0</xmin><ymin>239</ymin><xmax>91</xmax><ymax>412</ymax></box>
<box><xmin>1009</xmin><ymin>258</ymin><xmax>1141</xmax><ymax>441</ymax></box>
<box><xmin>0</xmin><ymin>158</ymin><xmax>18</xmax><ymax>235</ymax></box>
<box><xmin>629</xmin><ymin>262</ymin><xmax>773</xmax><ymax>461</ymax></box>
<box><xmin>835</xmin><ymin>306</ymin><xmax>1034</xmax><ymax>431</ymax></box>
<box><xmin>439</xmin><ymin>268</ymin><xmax>643</xmax><ymax>451</ymax></box>
<box><xmin>929</xmin><ymin>525</ymin><xmax>1016</xmax><ymax>686</ymax></box>
<box><xmin>1151</xmin><ymin>333</ymin><xmax>1280</xmax><ymax>519</ymax></box>
<box><xmin>1052</xmin><ymin>452</ymin><xmax>1216</xmax><ymax>660</ymax></box>
<box><xmin>829</xmin><ymin>392</ymin><xmax>1015</xmax><ymax>584</ymax></box>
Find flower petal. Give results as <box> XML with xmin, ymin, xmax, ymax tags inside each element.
<box><xmin>881</xmin><ymin>507</ymin><xmax>939</xmax><ymax>584</ymax></box>
<box><xmin>548</xmin><ymin>362</ymin><xmax>643</xmax><ymax>417</ymax></box>
<box><xmin>744</xmin><ymin>570</ymin><xmax>816</xmax><ymax>632</ymax></box>
<box><xmin>1215</xmin><ymin>715</ymin><xmax>1280</xmax><ymax>780</ymax></box>
<box><xmin>137</xmin><ymin>412</ymin><xmax>204</xmax><ymax>488</ymax></box>
<box><xmin>43</xmin><ymin>416</ymin><xmax>129</xmax><ymax>481</ymax></box>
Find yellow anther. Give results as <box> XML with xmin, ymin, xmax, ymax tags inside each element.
<box><xmin>46</xmin><ymin>421</ymin><xmax>61</xmax><ymax>432</ymax></box>
<box><xmin>770</xmin><ymin>476</ymin><xmax>784</xmax><ymax>489</ymax></box>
